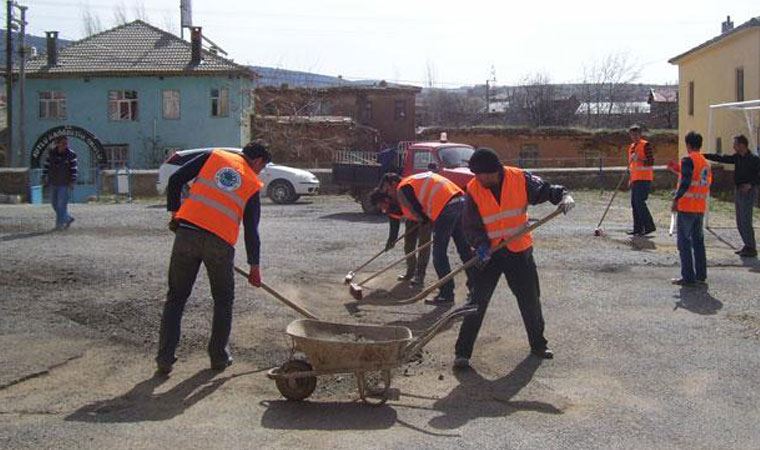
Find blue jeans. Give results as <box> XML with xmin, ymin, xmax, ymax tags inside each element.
<box><xmin>735</xmin><ymin>186</ymin><xmax>758</xmax><ymax>250</ymax></box>
<box><xmin>631</xmin><ymin>181</ymin><xmax>655</xmax><ymax>233</ymax></box>
<box><xmin>50</xmin><ymin>185</ymin><xmax>72</xmax><ymax>228</ymax></box>
<box><xmin>676</xmin><ymin>212</ymin><xmax>706</xmax><ymax>282</ymax></box>
<box><xmin>432</xmin><ymin>200</ymin><xmax>474</xmax><ymax>299</ymax></box>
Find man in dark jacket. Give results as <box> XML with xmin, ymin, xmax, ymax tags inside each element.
<box><xmin>704</xmin><ymin>135</ymin><xmax>760</xmax><ymax>257</ymax></box>
<box><xmin>43</xmin><ymin>136</ymin><xmax>78</xmax><ymax>230</ymax></box>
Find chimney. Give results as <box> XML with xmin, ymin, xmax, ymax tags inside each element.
<box><xmin>190</xmin><ymin>27</ymin><xmax>202</xmax><ymax>65</ymax></box>
<box><xmin>46</xmin><ymin>31</ymin><xmax>58</xmax><ymax>67</ymax></box>
<box><xmin>722</xmin><ymin>15</ymin><xmax>734</xmax><ymax>34</ymax></box>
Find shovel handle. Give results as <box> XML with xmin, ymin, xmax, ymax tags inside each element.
<box><xmin>596</xmin><ymin>170</ymin><xmax>628</xmax><ymax>229</ymax></box>
<box><xmin>349</xmin><ymin>223</ymin><xmax>421</xmax><ymax>275</ymax></box>
<box><xmin>357</xmin><ymin>239</ymin><xmax>434</xmax><ymax>287</ymax></box>
<box><xmin>408</xmin><ymin>207</ymin><xmax>564</xmax><ymax>303</ymax></box>
<box><xmin>234</xmin><ymin>266</ymin><xmax>319</xmax><ymax>320</ymax></box>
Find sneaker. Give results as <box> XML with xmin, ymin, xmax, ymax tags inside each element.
<box><xmin>453</xmin><ymin>356</ymin><xmax>470</xmax><ymax>369</ymax></box>
<box><xmin>531</xmin><ymin>347</ymin><xmax>554</xmax><ymax>359</ymax></box>
<box><xmin>210</xmin><ymin>358</ymin><xmax>233</xmax><ymax>372</ymax></box>
<box><xmin>64</xmin><ymin>217</ymin><xmax>75</xmax><ymax>229</ymax></box>
<box><xmin>734</xmin><ymin>247</ymin><xmax>748</xmax><ymax>255</ymax></box>
<box><xmin>155</xmin><ymin>362</ymin><xmax>173</xmax><ymax>376</ymax></box>
<box><xmin>409</xmin><ymin>274</ymin><xmax>425</xmax><ymax>286</ymax></box>
<box><xmin>397</xmin><ymin>273</ymin><xmax>414</xmax><ymax>281</ymax></box>
<box><xmin>625</xmin><ymin>230</ymin><xmax>640</xmax><ymax>236</ymax></box>
<box><xmin>671</xmin><ymin>278</ymin><xmax>696</xmax><ymax>286</ymax></box>
<box><xmin>424</xmin><ymin>295</ymin><xmax>454</xmax><ymax>306</ymax></box>
<box><xmin>738</xmin><ymin>248</ymin><xmax>758</xmax><ymax>258</ymax></box>
<box><xmin>695</xmin><ymin>279</ymin><xmax>708</xmax><ymax>287</ymax></box>
<box><xmin>641</xmin><ymin>227</ymin><xmax>656</xmax><ymax>236</ymax></box>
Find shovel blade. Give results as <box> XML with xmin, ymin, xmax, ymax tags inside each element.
<box><xmin>349</xmin><ymin>282</ymin><xmax>363</xmax><ymax>301</ymax></box>
<box><xmin>344</xmin><ymin>272</ymin><xmax>355</xmax><ymax>284</ymax></box>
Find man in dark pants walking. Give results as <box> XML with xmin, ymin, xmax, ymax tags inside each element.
<box><xmin>705</xmin><ymin>135</ymin><xmax>760</xmax><ymax>257</ymax></box>
<box><xmin>43</xmin><ymin>136</ymin><xmax>78</xmax><ymax>230</ymax></box>
<box><xmin>156</xmin><ymin>142</ymin><xmax>271</xmax><ymax>375</ymax></box>
<box><xmin>627</xmin><ymin>125</ymin><xmax>656</xmax><ymax>236</ymax></box>
<box><xmin>453</xmin><ymin>148</ymin><xmax>574</xmax><ymax>368</ymax></box>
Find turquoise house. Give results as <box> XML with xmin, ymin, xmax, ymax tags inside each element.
<box><xmin>9</xmin><ymin>20</ymin><xmax>255</xmax><ymax>199</ymax></box>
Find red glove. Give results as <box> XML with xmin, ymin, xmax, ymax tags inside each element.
<box><xmin>666</xmin><ymin>160</ymin><xmax>680</xmax><ymax>174</ymax></box>
<box><xmin>248</xmin><ymin>265</ymin><xmax>261</xmax><ymax>287</ymax></box>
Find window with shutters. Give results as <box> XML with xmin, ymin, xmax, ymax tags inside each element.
<box><xmin>108</xmin><ymin>90</ymin><xmax>138</xmax><ymax>121</ymax></box>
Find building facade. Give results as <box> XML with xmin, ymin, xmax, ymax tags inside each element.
<box><xmin>8</xmin><ymin>20</ymin><xmax>255</xmax><ymax>172</ymax></box>
<box><xmin>669</xmin><ymin>16</ymin><xmax>760</xmax><ymax>155</ymax></box>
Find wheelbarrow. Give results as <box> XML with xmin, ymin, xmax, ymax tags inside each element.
<box><xmin>233</xmin><ymin>266</ymin><xmax>476</xmax><ymax>404</ymax></box>
<box><xmin>267</xmin><ymin>306</ymin><xmax>476</xmax><ymax>404</ymax></box>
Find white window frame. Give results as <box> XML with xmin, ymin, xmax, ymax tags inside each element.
<box><xmin>108</xmin><ymin>90</ymin><xmax>139</xmax><ymax>121</ymax></box>
<box><xmin>162</xmin><ymin>89</ymin><xmax>181</xmax><ymax>120</ymax></box>
<box><xmin>211</xmin><ymin>87</ymin><xmax>229</xmax><ymax>117</ymax></box>
<box><xmin>103</xmin><ymin>144</ymin><xmax>130</xmax><ymax>169</ymax></box>
<box><xmin>38</xmin><ymin>90</ymin><xmax>67</xmax><ymax>120</ymax></box>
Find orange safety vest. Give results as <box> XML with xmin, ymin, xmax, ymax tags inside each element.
<box><xmin>175</xmin><ymin>150</ymin><xmax>263</xmax><ymax>245</ymax></box>
<box><xmin>677</xmin><ymin>152</ymin><xmax>711</xmax><ymax>214</ymax></box>
<box><xmin>397</xmin><ymin>172</ymin><xmax>462</xmax><ymax>221</ymax></box>
<box><xmin>467</xmin><ymin>166</ymin><xmax>533</xmax><ymax>252</ymax></box>
<box><xmin>628</xmin><ymin>139</ymin><xmax>654</xmax><ymax>182</ymax></box>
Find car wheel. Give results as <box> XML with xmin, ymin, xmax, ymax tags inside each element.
<box><xmin>268</xmin><ymin>180</ymin><xmax>297</xmax><ymax>204</ymax></box>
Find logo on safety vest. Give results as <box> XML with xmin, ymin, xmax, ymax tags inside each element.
<box><xmin>214</xmin><ymin>167</ymin><xmax>242</xmax><ymax>191</ymax></box>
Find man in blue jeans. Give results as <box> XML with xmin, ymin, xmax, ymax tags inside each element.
<box><xmin>671</xmin><ymin>131</ymin><xmax>712</xmax><ymax>286</ymax></box>
<box><xmin>43</xmin><ymin>136</ymin><xmax>78</xmax><ymax>230</ymax></box>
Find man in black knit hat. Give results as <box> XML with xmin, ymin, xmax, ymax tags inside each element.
<box><xmin>453</xmin><ymin>148</ymin><xmax>574</xmax><ymax>368</ymax></box>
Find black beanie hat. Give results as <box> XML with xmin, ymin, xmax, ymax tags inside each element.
<box><xmin>243</xmin><ymin>140</ymin><xmax>272</xmax><ymax>163</ymax></box>
<box><xmin>468</xmin><ymin>148</ymin><xmax>502</xmax><ymax>174</ymax></box>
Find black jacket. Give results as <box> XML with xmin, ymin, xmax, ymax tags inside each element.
<box><xmin>43</xmin><ymin>148</ymin><xmax>78</xmax><ymax>186</ymax></box>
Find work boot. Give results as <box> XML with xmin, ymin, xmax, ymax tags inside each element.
<box><xmin>738</xmin><ymin>248</ymin><xmax>758</xmax><ymax>258</ymax></box>
<box><xmin>409</xmin><ymin>273</ymin><xmax>425</xmax><ymax>286</ymax></box>
<box><xmin>734</xmin><ymin>247</ymin><xmax>748</xmax><ymax>255</ymax></box>
<box><xmin>671</xmin><ymin>278</ymin><xmax>696</xmax><ymax>287</ymax></box>
<box><xmin>155</xmin><ymin>359</ymin><xmax>174</xmax><ymax>376</ymax></box>
<box><xmin>211</xmin><ymin>358</ymin><xmax>233</xmax><ymax>372</ymax></box>
<box><xmin>397</xmin><ymin>272</ymin><xmax>414</xmax><ymax>281</ymax></box>
<box><xmin>424</xmin><ymin>294</ymin><xmax>454</xmax><ymax>306</ymax></box>
<box><xmin>531</xmin><ymin>347</ymin><xmax>554</xmax><ymax>359</ymax></box>
<box><xmin>641</xmin><ymin>227</ymin><xmax>656</xmax><ymax>236</ymax></box>
<box><xmin>453</xmin><ymin>356</ymin><xmax>470</xmax><ymax>369</ymax></box>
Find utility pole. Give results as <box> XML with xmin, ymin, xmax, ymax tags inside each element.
<box><xmin>16</xmin><ymin>4</ymin><xmax>26</xmax><ymax>167</ymax></box>
<box><xmin>5</xmin><ymin>0</ymin><xmax>13</xmax><ymax>166</ymax></box>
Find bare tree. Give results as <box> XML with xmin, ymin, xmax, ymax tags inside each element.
<box><xmin>113</xmin><ymin>2</ymin><xmax>128</xmax><ymax>25</ymax></box>
<box><xmin>516</xmin><ymin>72</ymin><xmax>556</xmax><ymax>127</ymax></box>
<box><xmin>162</xmin><ymin>12</ymin><xmax>177</xmax><ymax>34</ymax></box>
<box><xmin>133</xmin><ymin>1</ymin><xmax>148</xmax><ymax>21</ymax></box>
<box><xmin>581</xmin><ymin>52</ymin><xmax>642</xmax><ymax>128</ymax></box>
<box><xmin>81</xmin><ymin>4</ymin><xmax>103</xmax><ymax>36</ymax></box>
<box><xmin>424</xmin><ymin>60</ymin><xmax>437</xmax><ymax>89</ymax></box>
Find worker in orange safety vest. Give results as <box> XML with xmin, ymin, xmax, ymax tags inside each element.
<box><xmin>671</xmin><ymin>131</ymin><xmax>712</xmax><ymax>287</ymax></box>
<box><xmin>627</xmin><ymin>124</ymin><xmax>656</xmax><ymax>236</ymax></box>
<box><xmin>156</xmin><ymin>141</ymin><xmax>271</xmax><ymax>375</ymax></box>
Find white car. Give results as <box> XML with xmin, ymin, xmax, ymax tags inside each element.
<box><xmin>156</xmin><ymin>147</ymin><xmax>320</xmax><ymax>204</ymax></box>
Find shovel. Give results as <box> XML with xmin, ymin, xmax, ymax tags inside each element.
<box><xmin>234</xmin><ymin>266</ymin><xmax>318</xmax><ymax>319</ymax></box>
<box><xmin>408</xmin><ymin>206</ymin><xmax>563</xmax><ymax>303</ymax></box>
<box><xmin>349</xmin><ymin>240</ymin><xmax>434</xmax><ymax>301</ymax></box>
<box><xmin>344</xmin><ymin>223</ymin><xmax>420</xmax><ymax>284</ymax></box>
<box><xmin>594</xmin><ymin>170</ymin><xmax>628</xmax><ymax>237</ymax></box>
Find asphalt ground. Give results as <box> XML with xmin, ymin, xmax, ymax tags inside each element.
<box><xmin>0</xmin><ymin>190</ymin><xmax>758</xmax><ymax>449</ymax></box>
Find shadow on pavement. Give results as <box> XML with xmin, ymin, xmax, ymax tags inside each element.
<box><xmin>260</xmin><ymin>400</ymin><xmax>397</xmax><ymax>430</ymax></box>
<box><xmin>386</xmin><ymin>304</ymin><xmax>454</xmax><ymax>333</ymax></box>
<box><xmin>319</xmin><ymin>212</ymin><xmax>385</xmax><ymax>223</ymax></box>
<box><xmin>673</xmin><ymin>287</ymin><xmax>723</xmax><ymax>315</ymax></box>
<box><xmin>65</xmin><ymin>369</ymin><xmax>248</xmax><ymax>423</ymax></box>
<box><xmin>428</xmin><ymin>356</ymin><xmax>562</xmax><ymax>430</ymax></box>
<box><xmin>0</xmin><ymin>230</ymin><xmax>55</xmax><ymax>242</ymax></box>
<box><xmin>343</xmin><ymin>281</ymin><xmax>423</xmax><ymax>316</ymax></box>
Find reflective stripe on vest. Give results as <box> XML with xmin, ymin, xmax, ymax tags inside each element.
<box><xmin>397</xmin><ymin>172</ymin><xmax>462</xmax><ymax>221</ymax></box>
<box><xmin>467</xmin><ymin>166</ymin><xmax>533</xmax><ymax>253</ymax></box>
<box><xmin>676</xmin><ymin>152</ymin><xmax>711</xmax><ymax>214</ymax></box>
<box><xmin>629</xmin><ymin>140</ymin><xmax>654</xmax><ymax>181</ymax></box>
<box><xmin>175</xmin><ymin>150</ymin><xmax>263</xmax><ymax>245</ymax></box>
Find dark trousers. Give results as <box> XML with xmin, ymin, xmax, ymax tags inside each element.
<box><xmin>157</xmin><ymin>227</ymin><xmax>235</xmax><ymax>366</ymax></box>
<box><xmin>735</xmin><ymin>186</ymin><xmax>758</xmax><ymax>250</ymax></box>
<box><xmin>631</xmin><ymin>180</ymin><xmax>656</xmax><ymax>233</ymax></box>
<box><xmin>432</xmin><ymin>200</ymin><xmax>475</xmax><ymax>299</ymax></box>
<box><xmin>676</xmin><ymin>212</ymin><xmax>706</xmax><ymax>283</ymax></box>
<box><xmin>455</xmin><ymin>247</ymin><xmax>547</xmax><ymax>358</ymax></box>
<box><xmin>403</xmin><ymin>220</ymin><xmax>432</xmax><ymax>278</ymax></box>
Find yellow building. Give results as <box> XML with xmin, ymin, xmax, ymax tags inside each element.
<box><xmin>669</xmin><ymin>16</ymin><xmax>760</xmax><ymax>156</ymax></box>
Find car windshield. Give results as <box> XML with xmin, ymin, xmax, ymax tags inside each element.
<box><xmin>439</xmin><ymin>146</ymin><xmax>474</xmax><ymax>168</ymax></box>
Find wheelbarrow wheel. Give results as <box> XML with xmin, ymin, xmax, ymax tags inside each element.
<box><xmin>275</xmin><ymin>360</ymin><xmax>317</xmax><ymax>401</ymax></box>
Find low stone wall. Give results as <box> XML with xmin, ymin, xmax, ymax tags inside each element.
<box><xmin>0</xmin><ymin>168</ymin><xmax>31</xmax><ymax>200</ymax></box>
<box><xmin>100</xmin><ymin>170</ymin><xmax>160</xmax><ymax>197</ymax></box>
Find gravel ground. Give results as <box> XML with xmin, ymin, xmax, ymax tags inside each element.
<box><xmin>0</xmin><ymin>191</ymin><xmax>759</xmax><ymax>449</ymax></box>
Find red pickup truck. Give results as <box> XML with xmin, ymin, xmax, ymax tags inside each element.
<box><xmin>332</xmin><ymin>135</ymin><xmax>475</xmax><ymax>212</ymax></box>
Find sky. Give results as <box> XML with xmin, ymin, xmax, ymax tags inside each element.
<box><xmin>16</xmin><ymin>0</ymin><xmax>760</xmax><ymax>87</ymax></box>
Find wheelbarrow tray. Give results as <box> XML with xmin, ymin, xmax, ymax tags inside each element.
<box><xmin>286</xmin><ymin>319</ymin><xmax>412</xmax><ymax>373</ymax></box>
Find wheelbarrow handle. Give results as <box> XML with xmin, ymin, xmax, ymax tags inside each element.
<box><xmin>234</xmin><ymin>266</ymin><xmax>319</xmax><ymax>320</ymax></box>
<box><xmin>349</xmin><ymin>223</ymin><xmax>421</xmax><ymax>276</ymax></box>
<box><xmin>401</xmin><ymin>304</ymin><xmax>479</xmax><ymax>362</ymax></box>
<box><xmin>356</xmin><ymin>239</ymin><xmax>433</xmax><ymax>287</ymax></box>
<box><xmin>407</xmin><ymin>207</ymin><xmax>564</xmax><ymax>303</ymax></box>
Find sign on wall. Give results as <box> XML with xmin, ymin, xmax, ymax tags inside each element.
<box><xmin>30</xmin><ymin>125</ymin><xmax>107</xmax><ymax>168</ymax></box>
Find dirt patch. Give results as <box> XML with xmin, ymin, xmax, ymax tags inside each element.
<box><xmin>727</xmin><ymin>313</ymin><xmax>760</xmax><ymax>340</ymax></box>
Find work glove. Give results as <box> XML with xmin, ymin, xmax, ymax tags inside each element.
<box><xmin>168</xmin><ymin>219</ymin><xmax>179</xmax><ymax>232</ymax></box>
<box><xmin>559</xmin><ymin>194</ymin><xmax>575</xmax><ymax>215</ymax></box>
<box><xmin>475</xmin><ymin>243</ymin><xmax>491</xmax><ymax>269</ymax></box>
<box><xmin>384</xmin><ymin>238</ymin><xmax>395</xmax><ymax>252</ymax></box>
<box><xmin>248</xmin><ymin>265</ymin><xmax>262</xmax><ymax>287</ymax></box>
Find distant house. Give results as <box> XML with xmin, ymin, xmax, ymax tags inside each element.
<box><xmin>669</xmin><ymin>16</ymin><xmax>760</xmax><ymax>155</ymax></box>
<box><xmin>255</xmin><ymin>82</ymin><xmax>421</xmax><ymax>150</ymax></box>
<box><xmin>648</xmin><ymin>87</ymin><xmax>678</xmax><ymax>129</ymax></box>
<box><xmin>8</xmin><ymin>20</ymin><xmax>255</xmax><ymax>174</ymax></box>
